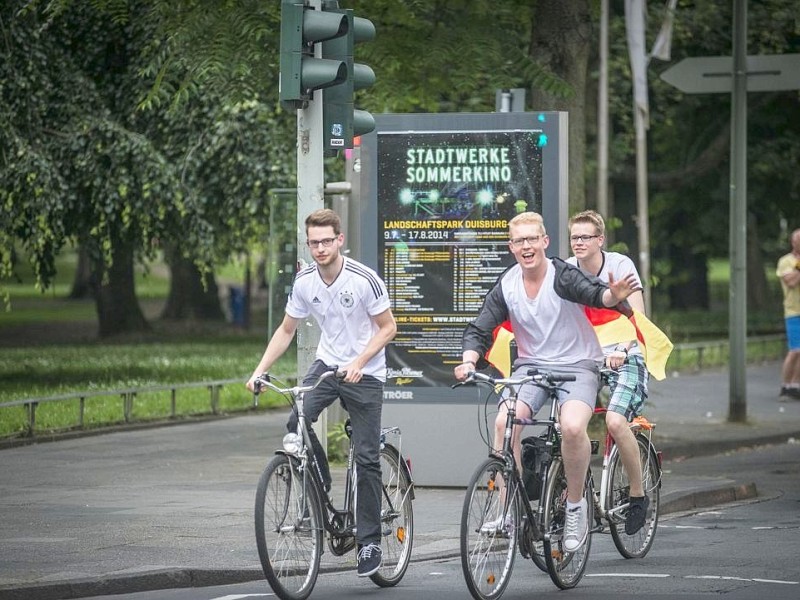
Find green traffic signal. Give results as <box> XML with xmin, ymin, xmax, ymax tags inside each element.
<box><xmin>279</xmin><ymin>0</ymin><xmax>350</xmax><ymax>110</ymax></box>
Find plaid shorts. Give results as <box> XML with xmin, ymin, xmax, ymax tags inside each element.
<box><xmin>604</xmin><ymin>353</ymin><xmax>648</xmax><ymax>420</ymax></box>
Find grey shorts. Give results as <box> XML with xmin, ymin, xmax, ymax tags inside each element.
<box><xmin>501</xmin><ymin>360</ymin><xmax>600</xmax><ymax>416</ymax></box>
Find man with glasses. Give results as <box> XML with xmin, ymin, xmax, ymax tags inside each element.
<box><xmin>567</xmin><ymin>209</ymin><xmax>650</xmax><ymax>535</ymax></box>
<box><xmin>246</xmin><ymin>208</ymin><xmax>397</xmax><ymax>577</ymax></box>
<box><xmin>454</xmin><ymin>211</ymin><xmax>638</xmax><ymax>553</ymax></box>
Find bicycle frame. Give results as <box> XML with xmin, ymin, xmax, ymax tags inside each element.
<box><xmin>273</xmin><ymin>378</ymin><xmax>414</xmax><ymax>542</ymax></box>
<box><xmin>470</xmin><ymin>370</ymin><xmax>572</xmax><ymax>545</ymax></box>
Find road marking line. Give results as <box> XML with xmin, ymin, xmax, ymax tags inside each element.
<box><xmin>587</xmin><ymin>573</ymin><xmax>670</xmax><ymax>578</ymax></box>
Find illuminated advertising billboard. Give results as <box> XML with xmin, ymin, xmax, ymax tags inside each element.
<box><xmin>359</xmin><ymin>112</ymin><xmax>567</xmax><ymax>394</ymax></box>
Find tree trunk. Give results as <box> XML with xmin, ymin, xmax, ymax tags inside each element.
<box><xmin>666</xmin><ymin>210</ymin><xmax>710</xmax><ymax>310</ymax></box>
<box><xmin>161</xmin><ymin>246</ymin><xmax>225</xmax><ymax>321</ymax></box>
<box><xmin>68</xmin><ymin>246</ymin><xmax>93</xmax><ymax>300</ymax></box>
<box><xmin>91</xmin><ymin>240</ymin><xmax>149</xmax><ymax>337</ymax></box>
<box><xmin>528</xmin><ymin>0</ymin><xmax>592</xmax><ymax>212</ymax></box>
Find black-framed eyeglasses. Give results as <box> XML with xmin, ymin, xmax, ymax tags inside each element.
<box><xmin>569</xmin><ymin>235</ymin><xmax>600</xmax><ymax>243</ymax></box>
<box><xmin>509</xmin><ymin>236</ymin><xmax>541</xmax><ymax>248</ymax></box>
<box><xmin>307</xmin><ymin>237</ymin><xmax>337</xmax><ymax>249</ymax></box>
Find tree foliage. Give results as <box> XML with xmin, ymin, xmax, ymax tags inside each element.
<box><xmin>3</xmin><ymin>0</ymin><xmax>798</xmax><ymax>328</ymax></box>
<box><xmin>1</xmin><ymin>1</ymin><xmax>296</xmax><ymax>333</ymax></box>
<box><xmin>605</xmin><ymin>0</ymin><xmax>799</xmax><ymax>311</ymax></box>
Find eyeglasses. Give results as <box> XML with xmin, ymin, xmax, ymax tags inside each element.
<box><xmin>509</xmin><ymin>236</ymin><xmax>541</xmax><ymax>248</ymax></box>
<box><xmin>569</xmin><ymin>235</ymin><xmax>600</xmax><ymax>243</ymax></box>
<box><xmin>307</xmin><ymin>237</ymin><xmax>337</xmax><ymax>249</ymax></box>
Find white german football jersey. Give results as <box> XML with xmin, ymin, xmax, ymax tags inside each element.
<box><xmin>286</xmin><ymin>256</ymin><xmax>391</xmax><ymax>381</ymax></box>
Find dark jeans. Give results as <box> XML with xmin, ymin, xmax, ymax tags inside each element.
<box><xmin>286</xmin><ymin>360</ymin><xmax>384</xmax><ymax>546</ymax></box>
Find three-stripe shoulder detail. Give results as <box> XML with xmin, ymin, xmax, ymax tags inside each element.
<box><xmin>344</xmin><ymin>261</ymin><xmax>384</xmax><ymax>299</ymax></box>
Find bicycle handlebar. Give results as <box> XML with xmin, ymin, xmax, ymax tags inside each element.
<box><xmin>455</xmin><ymin>368</ymin><xmax>576</xmax><ymax>390</ymax></box>
<box><xmin>253</xmin><ymin>365</ymin><xmax>343</xmax><ymax>400</ymax></box>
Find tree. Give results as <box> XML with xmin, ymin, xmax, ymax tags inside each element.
<box><xmin>1</xmin><ymin>1</ymin><xmax>295</xmax><ymax>335</ymax></box>
<box><xmin>529</xmin><ymin>1</ymin><xmax>593</xmax><ymax>212</ymax></box>
<box><xmin>605</xmin><ymin>0</ymin><xmax>799</xmax><ymax>314</ymax></box>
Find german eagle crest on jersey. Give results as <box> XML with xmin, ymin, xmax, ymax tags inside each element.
<box><xmin>339</xmin><ymin>291</ymin><xmax>354</xmax><ymax>308</ymax></box>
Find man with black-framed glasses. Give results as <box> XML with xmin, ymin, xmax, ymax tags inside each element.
<box><xmin>246</xmin><ymin>208</ymin><xmax>397</xmax><ymax>577</ymax></box>
<box><xmin>454</xmin><ymin>211</ymin><xmax>639</xmax><ymax>553</ymax></box>
<box><xmin>567</xmin><ymin>209</ymin><xmax>651</xmax><ymax>535</ymax></box>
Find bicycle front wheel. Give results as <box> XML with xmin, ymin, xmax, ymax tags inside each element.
<box><xmin>607</xmin><ymin>434</ymin><xmax>661</xmax><ymax>558</ymax></box>
<box><xmin>460</xmin><ymin>457</ymin><xmax>520</xmax><ymax>600</ymax></box>
<box><xmin>542</xmin><ymin>458</ymin><xmax>593</xmax><ymax>590</ymax></box>
<box><xmin>370</xmin><ymin>443</ymin><xmax>414</xmax><ymax>587</ymax></box>
<box><xmin>255</xmin><ymin>454</ymin><xmax>323</xmax><ymax>600</ymax></box>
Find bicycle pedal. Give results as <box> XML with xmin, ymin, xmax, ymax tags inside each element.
<box><xmin>590</xmin><ymin>440</ymin><xmax>600</xmax><ymax>455</ymax></box>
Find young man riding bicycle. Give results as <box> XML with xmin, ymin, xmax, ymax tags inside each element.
<box><xmin>246</xmin><ymin>208</ymin><xmax>397</xmax><ymax>578</ymax></box>
<box><xmin>454</xmin><ymin>211</ymin><xmax>638</xmax><ymax>553</ymax></box>
<box><xmin>567</xmin><ymin>209</ymin><xmax>651</xmax><ymax>535</ymax></box>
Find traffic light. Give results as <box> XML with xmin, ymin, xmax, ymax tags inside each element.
<box><xmin>279</xmin><ymin>0</ymin><xmax>350</xmax><ymax>110</ymax></box>
<box><xmin>321</xmin><ymin>3</ymin><xmax>376</xmax><ymax>151</ymax></box>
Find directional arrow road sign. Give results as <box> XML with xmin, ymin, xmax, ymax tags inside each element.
<box><xmin>660</xmin><ymin>53</ymin><xmax>800</xmax><ymax>94</ymax></box>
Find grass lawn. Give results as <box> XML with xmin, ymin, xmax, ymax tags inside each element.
<box><xmin>0</xmin><ymin>249</ymin><xmax>294</xmax><ymax>439</ymax></box>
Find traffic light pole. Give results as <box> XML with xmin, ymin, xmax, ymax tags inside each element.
<box><xmin>296</xmin><ymin>1</ymin><xmax>326</xmax><ymax>450</ymax></box>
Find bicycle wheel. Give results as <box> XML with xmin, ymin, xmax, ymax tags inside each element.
<box><xmin>370</xmin><ymin>443</ymin><xmax>414</xmax><ymax>587</ymax></box>
<box><xmin>460</xmin><ymin>457</ymin><xmax>520</xmax><ymax>600</ymax></box>
<box><xmin>607</xmin><ymin>434</ymin><xmax>661</xmax><ymax>558</ymax></box>
<box><xmin>255</xmin><ymin>454</ymin><xmax>323</xmax><ymax>600</ymax></box>
<box><xmin>542</xmin><ymin>458</ymin><xmax>593</xmax><ymax>590</ymax></box>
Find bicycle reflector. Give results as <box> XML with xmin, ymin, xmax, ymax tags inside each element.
<box><xmin>282</xmin><ymin>432</ymin><xmax>303</xmax><ymax>455</ymax></box>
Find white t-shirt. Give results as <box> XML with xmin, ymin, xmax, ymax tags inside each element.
<box><xmin>286</xmin><ymin>256</ymin><xmax>391</xmax><ymax>381</ymax></box>
<box><xmin>501</xmin><ymin>261</ymin><xmax>604</xmax><ymax>366</ymax></box>
<box><xmin>567</xmin><ymin>251</ymin><xmax>643</xmax><ymax>356</ymax></box>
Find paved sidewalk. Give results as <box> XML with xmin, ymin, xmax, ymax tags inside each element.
<box><xmin>1</xmin><ymin>361</ymin><xmax>799</xmax><ymax>600</ymax></box>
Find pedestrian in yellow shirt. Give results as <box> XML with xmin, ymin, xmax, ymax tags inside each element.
<box><xmin>776</xmin><ymin>228</ymin><xmax>800</xmax><ymax>400</ymax></box>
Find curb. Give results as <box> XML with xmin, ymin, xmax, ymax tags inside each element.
<box><xmin>656</xmin><ymin>430</ymin><xmax>800</xmax><ymax>462</ymax></box>
<box><xmin>660</xmin><ymin>482</ymin><xmax>758</xmax><ymax>514</ymax></box>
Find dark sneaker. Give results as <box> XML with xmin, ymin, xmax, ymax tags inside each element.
<box><xmin>789</xmin><ymin>388</ymin><xmax>800</xmax><ymax>400</ymax></box>
<box><xmin>357</xmin><ymin>543</ymin><xmax>382</xmax><ymax>577</ymax></box>
<box><xmin>625</xmin><ymin>496</ymin><xmax>650</xmax><ymax>535</ymax></box>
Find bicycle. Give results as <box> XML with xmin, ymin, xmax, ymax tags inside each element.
<box><xmin>252</xmin><ymin>366</ymin><xmax>414</xmax><ymax>600</ymax></box>
<box><xmin>457</xmin><ymin>368</ymin><xmax>594</xmax><ymax>598</ymax></box>
<box><xmin>586</xmin><ymin>368</ymin><xmax>662</xmax><ymax>559</ymax></box>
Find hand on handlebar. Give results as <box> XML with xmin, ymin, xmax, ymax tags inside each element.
<box><xmin>453</xmin><ymin>362</ymin><xmax>476</xmax><ymax>382</ymax></box>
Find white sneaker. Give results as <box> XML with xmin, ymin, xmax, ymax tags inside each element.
<box><xmin>563</xmin><ymin>498</ymin><xmax>588</xmax><ymax>552</ymax></box>
<box><xmin>480</xmin><ymin>514</ymin><xmax>513</xmax><ymax>535</ymax></box>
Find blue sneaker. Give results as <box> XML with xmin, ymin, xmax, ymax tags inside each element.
<box><xmin>357</xmin><ymin>543</ymin><xmax>382</xmax><ymax>577</ymax></box>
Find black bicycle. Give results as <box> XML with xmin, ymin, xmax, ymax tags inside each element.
<box><xmin>253</xmin><ymin>366</ymin><xmax>414</xmax><ymax>600</ymax></box>
<box><xmin>457</xmin><ymin>368</ymin><xmax>593</xmax><ymax>598</ymax></box>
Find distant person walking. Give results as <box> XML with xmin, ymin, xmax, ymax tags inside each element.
<box><xmin>777</xmin><ymin>228</ymin><xmax>800</xmax><ymax>400</ymax></box>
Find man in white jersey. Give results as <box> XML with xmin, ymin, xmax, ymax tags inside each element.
<box><xmin>454</xmin><ymin>212</ymin><xmax>638</xmax><ymax>553</ymax></box>
<box><xmin>567</xmin><ymin>209</ymin><xmax>650</xmax><ymax>535</ymax></box>
<box><xmin>246</xmin><ymin>209</ymin><xmax>397</xmax><ymax>577</ymax></box>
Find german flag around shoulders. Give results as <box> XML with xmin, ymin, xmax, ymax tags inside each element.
<box><xmin>583</xmin><ymin>306</ymin><xmax>673</xmax><ymax>380</ymax></box>
<box><xmin>484</xmin><ymin>310</ymin><xmax>673</xmax><ymax>381</ymax></box>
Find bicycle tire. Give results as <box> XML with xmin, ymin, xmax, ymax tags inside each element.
<box><xmin>542</xmin><ymin>458</ymin><xmax>593</xmax><ymax>590</ymax></box>
<box><xmin>460</xmin><ymin>457</ymin><xmax>520</xmax><ymax>600</ymax></box>
<box><xmin>370</xmin><ymin>443</ymin><xmax>414</xmax><ymax>587</ymax></box>
<box><xmin>607</xmin><ymin>433</ymin><xmax>661</xmax><ymax>558</ymax></box>
<box><xmin>255</xmin><ymin>454</ymin><xmax>324</xmax><ymax>600</ymax></box>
